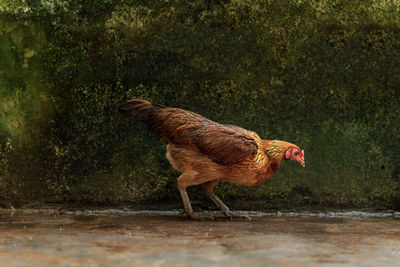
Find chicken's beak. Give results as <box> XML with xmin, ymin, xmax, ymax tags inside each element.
<box><xmin>299</xmin><ymin>160</ymin><xmax>305</xmax><ymax>168</ymax></box>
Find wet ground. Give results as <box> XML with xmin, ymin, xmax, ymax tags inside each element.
<box><xmin>1</xmin><ymin>209</ymin><xmax>400</xmax><ymax>266</ymax></box>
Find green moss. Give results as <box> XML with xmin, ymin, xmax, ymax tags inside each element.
<box><xmin>0</xmin><ymin>0</ymin><xmax>399</xmax><ymax>210</ymax></box>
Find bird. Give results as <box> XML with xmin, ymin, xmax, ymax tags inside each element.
<box><xmin>118</xmin><ymin>99</ymin><xmax>305</xmax><ymax>220</ymax></box>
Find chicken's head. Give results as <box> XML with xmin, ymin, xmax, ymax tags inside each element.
<box><xmin>285</xmin><ymin>147</ymin><xmax>305</xmax><ymax>167</ymax></box>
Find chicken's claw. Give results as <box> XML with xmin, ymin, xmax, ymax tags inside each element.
<box><xmin>180</xmin><ymin>210</ymin><xmax>215</xmax><ymax>221</ymax></box>
<box><xmin>221</xmin><ymin>210</ymin><xmax>252</xmax><ymax>221</ymax></box>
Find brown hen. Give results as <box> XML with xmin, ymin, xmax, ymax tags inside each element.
<box><xmin>118</xmin><ymin>99</ymin><xmax>305</xmax><ymax>220</ymax></box>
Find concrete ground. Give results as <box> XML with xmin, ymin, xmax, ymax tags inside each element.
<box><xmin>1</xmin><ymin>209</ymin><xmax>400</xmax><ymax>266</ymax></box>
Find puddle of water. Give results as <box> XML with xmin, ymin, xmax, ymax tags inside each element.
<box><xmin>52</xmin><ymin>209</ymin><xmax>400</xmax><ymax>218</ymax></box>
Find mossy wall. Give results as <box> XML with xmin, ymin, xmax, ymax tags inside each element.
<box><xmin>0</xmin><ymin>0</ymin><xmax>399</xmax><ymax>209</ymax></box>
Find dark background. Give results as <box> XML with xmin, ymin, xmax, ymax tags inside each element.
<box><xmin>0</xmin><ymin>0</ymin><xmax>399</xmax><ymax>210</ymax></box>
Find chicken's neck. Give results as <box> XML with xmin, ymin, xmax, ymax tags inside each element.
<box><xmin>263</xmin><ymin>140</ymin><xmax>287</xmax><ymax>163</ymax></box>
<box><xmin>254</xmin><ymin>140</ymin><xmax>300</xmax><ymax>185</ymax></box>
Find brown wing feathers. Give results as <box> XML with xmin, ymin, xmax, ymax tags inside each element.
<box><xmin>191</xmin><ymin>125</ymin><xmax>258</xmax><ymax>164</ymax></box>
<box><xmin>118</xmin><ymin>99</ymin><xmax>259</xmax><ymax>164</ymax></box>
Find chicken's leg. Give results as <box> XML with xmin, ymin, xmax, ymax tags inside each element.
<box><xmin>178</xmin><ymin>184</ymin><xmax>214</xmax><ymax>220</ymax></box>
<box><xmin>203</xmin><ymin>190</ymin><xmax>251</xmax><ymax>220</ymax></box>
<box><xmin>177</xmin><ymin>184</ymin><xmax>200</xmax><ymax>220</ymax></box>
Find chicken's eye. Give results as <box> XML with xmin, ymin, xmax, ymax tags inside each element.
<box><xmin>294</xmin><ymin>151</ymin><xmax>299</xmax><ymax>156</ymax></box>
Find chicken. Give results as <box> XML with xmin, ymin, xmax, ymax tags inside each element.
<box><xmin>118</xmin><ymin>99</ymin><xmax>305</xmax><ymax>220</ymax></box>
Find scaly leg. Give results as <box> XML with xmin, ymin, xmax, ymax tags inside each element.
<box><xmin>203</xmin><ymin>187</ymin><xmax>251</xmax><ymax>221</ymax></box>
<box><xmin>177</xmin><ymin>184</ymin><xmax>203</xmax><ymax>220</ymax></box>
<box><xmin>177</xmin><ymin>176</ymin><xmax>214</xmax><ymax>221</ymax></box>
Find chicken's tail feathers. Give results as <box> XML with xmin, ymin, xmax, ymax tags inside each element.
<box><xmin>118</xmin><ymin>99</ymin><xmax>165</xmax><ymax>119</ymax></box>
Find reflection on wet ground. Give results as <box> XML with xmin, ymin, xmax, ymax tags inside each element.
<box><xmin>1</xmin><ymin>209</ymin><xmax>400</xmax><ymax>266</ymax></box>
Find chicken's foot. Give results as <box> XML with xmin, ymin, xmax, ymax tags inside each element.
<box><xmin>204</xmin><ymin>190</ymin><xmax>251</xmax><ymax>221</ymax></box>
